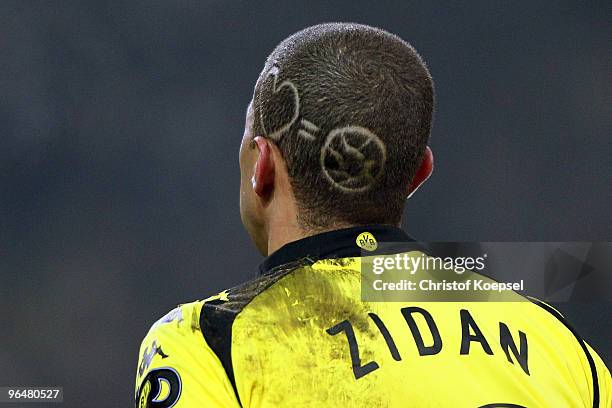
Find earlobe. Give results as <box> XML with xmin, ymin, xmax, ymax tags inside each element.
<box><xmin>407</xmin><ymin>146</ymin><xmax>434</xmax><ymax>198</ymax></box>
<box><xmin>252</xmin><ymin>136</ymin><xmax>275</xmax><ymax>198</ymax></box>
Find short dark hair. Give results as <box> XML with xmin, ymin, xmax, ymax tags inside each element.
<box><xmin>253</xmin><ymin>23</ymin><xmax>434</xmax><ymax>230</ymax></box>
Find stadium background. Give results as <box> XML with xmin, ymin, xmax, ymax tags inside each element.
<box><xmin>1</xmin><ymin>1</ymin><xmax>610</xmax><ymax>406</ymax></box>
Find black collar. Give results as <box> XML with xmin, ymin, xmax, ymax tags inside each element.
<box><xmin>258</xmin><ymin>225</ymin><xmax>416</xmax><ymax>275</ymax></box>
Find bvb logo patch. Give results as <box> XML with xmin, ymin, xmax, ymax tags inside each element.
<box><xmin>356</xmin><ymin>232</ymin><xmax>378</xmax><ymax>252</ymax></box>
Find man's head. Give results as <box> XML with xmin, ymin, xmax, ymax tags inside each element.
<box><xmin>240</xmin><ymin>23</ymin><xmax>434</xmax><ymax>254</ymax></box>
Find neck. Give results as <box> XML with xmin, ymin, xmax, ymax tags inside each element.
<box><xmin>266</xmin><ymin>218</ymin><xmax>303</xmax><ymax>256</ymax></box>
<box><xmin>266</xmin><ymin>216</ymin><xmax>366</xmax><ymax>256</ymax></box>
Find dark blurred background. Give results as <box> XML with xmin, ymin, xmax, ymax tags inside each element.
<box><xmin>1</xmin><ymin>1</ymin><xmax>610</xmax><ymax>406</ymax></box>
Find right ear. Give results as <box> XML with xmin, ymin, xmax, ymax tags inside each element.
<box><xmin>407</xmin><ymin>146</ymin><xmax>434</xmax><ymax>198</ymax></box>
<box><xmin>252</xmin><ymin>136</ymin><xmax>276</xmax><ymax>198</ymax></box>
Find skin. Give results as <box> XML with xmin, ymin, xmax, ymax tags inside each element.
<box><xmin>239</xmin><ymin>101</ymin><xmax>434</xmax><ymax>256</ymax></box>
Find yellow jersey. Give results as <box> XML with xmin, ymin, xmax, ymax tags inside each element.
<box><xmin>135</xmin><ymin>226</ymin><xmax>611</xmax><ymax>407</ymax></box>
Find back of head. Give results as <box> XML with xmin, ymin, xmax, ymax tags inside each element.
<box><xmin>253</xmin><ymin>23</ymin><xmax>434</xmax><ymax>230</ymax></box>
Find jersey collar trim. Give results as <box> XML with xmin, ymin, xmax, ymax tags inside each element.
<box><xmin>258</xmin><ymin>225</ymin><xmax>415</xmax><ymax>275</ymax></box>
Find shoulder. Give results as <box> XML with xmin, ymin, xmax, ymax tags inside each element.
<box><xmin>139</xmin><ymin>262</ymin><xmax>295</xmax><ymax>352</ymax></box>
<box><xmin>199</xmin><ymin>265</ymin><xmax>299</xmax><ymax>329</ymax></box>
<box><xmin>137</xmin><ymin>299</ymin><xmax>208</xmax><ymax>369</ymax></box>
<box><xmin>197</xmin><ymin>267</ymin><xmax>297</xmax><ymax>377</ymax></box>
<box><xmin>145</xmin><ymin>300</ymin><xmax>203</xmax><ymax>338</ymax></box>
<box><xmin>525</xmin><ymin>298</ymin><xmax>610</xmax><ymax>407</ymax></box>
<box><xmin>135</xmin><ymin>267</ymin><xmax>297</xmax><ymax>407</ymax></box>
<box><xmin>135</xmin><ymin>300</ymin><xmax>206</xmax><ymax>394</ymax></box>
<box><xmin>136</xmin><ymin>299</ymin><xmax>241</xmax><ymax>407</ymax></box>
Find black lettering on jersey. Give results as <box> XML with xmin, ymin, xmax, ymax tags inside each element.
<box><xmin>328</xmin><ymin>308</ymin><xmax>531</xmax><ymax>381</ymax></box>
<box><xmin>327</xmin><ymin>320</ymin><xmax>380</xmax><ymax>379</ymax></box>
<box><xmin>368</xmin><ymin>313</ymin><xmax>401</xmax><ymax>361</ymax></box>
<box><xmin>460</xmin><ymin>309</ymin><xmax>493</xmax><ymax>355</ymax></box>
<box><xmin>401</xmin><ymin>306</ymin><xmax>442</xmax><ymax>356</ymax></box>
<box><xmin>136</xmin><ymin>367</ymin><xmax>181</xmax><ymax>408</ymax></box>
<box><xmin>499</xmin><ymin>322</ymin><xmax>529</xmax><ymax>375</ymax></box>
